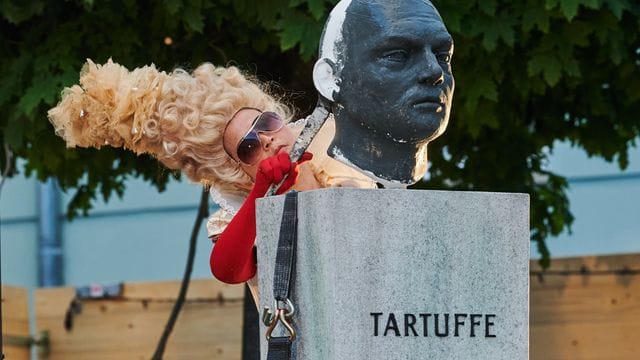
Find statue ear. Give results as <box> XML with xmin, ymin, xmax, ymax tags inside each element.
<box><xmin>313</xmin><ymin>58</ymin><xmax>340</xmax><ymax>102</ymax></box>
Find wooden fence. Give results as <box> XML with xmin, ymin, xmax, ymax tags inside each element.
<box><xmin>530</xmin><ymin>254</ymin><xmax>640</xmax><ymax>359</ymax></box>
<box><xmin>2</xmin><ymin>253</ymin><xmax>639</xmax><ymax>359</ymax></box>
<box><xmin>34</xmin><ymin>280</ymin><xmax>244</xmax><ymax>360</ymax></box>
<box><xmin>1</xmin><ymin>286</ymin><xmax>30</xmax><ymax>359</ymax></box>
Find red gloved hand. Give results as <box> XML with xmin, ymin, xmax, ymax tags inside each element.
<box><xmin>210</xmin><ymin>151</ymin><xmax>312</xmax><ymax>284</ymax></box>
<box><xmin>251</xmin><ymin>151</ymin><xmax>313</xmax><ymax>196</ymax></box>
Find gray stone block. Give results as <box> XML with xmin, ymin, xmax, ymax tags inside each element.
<box><xmin>257</xmin><ymin>188</ymin><xmax>529</xmax><ymax>360</ymax></box>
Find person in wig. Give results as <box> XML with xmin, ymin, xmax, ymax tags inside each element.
<box><xmin>48</xmin><ymin>59</ymin><xmax>375</xmax><ymax>304</ymax></box>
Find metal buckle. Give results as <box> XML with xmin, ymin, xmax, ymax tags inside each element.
<box><xmin>262</xmin><ymin>299</ymin><xmax>295</xmax><ymax>325</ymax></box>
<box><xmin>263</xmin><ymin>298</ymin><xmax>296</xmax><ymax>341</ymax></box>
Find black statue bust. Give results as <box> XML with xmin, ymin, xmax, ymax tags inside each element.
<box><xmin>312</xmin><ymin>0</ymin><xmax>455</xmax><ymax>187</ymax></box>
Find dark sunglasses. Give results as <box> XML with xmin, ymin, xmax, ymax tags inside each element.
<box><xmin>235</xmin><ymin>111</ymin><xmax>285</xmax><ymax>165</ymax></box>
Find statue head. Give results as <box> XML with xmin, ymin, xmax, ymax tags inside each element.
<box><xmin>313</xmin><ymin>0</ymin><xmax>454</xmax><ymax>187</ymax></box>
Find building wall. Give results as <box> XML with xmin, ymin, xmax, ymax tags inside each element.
<box><xmin>59</xmin><ymin>178</ymin><xmax>214</xmax><ymax>286</ymax></box>
<box><xmin>1</xmin><ymin>171</ymin><xmax>39</xmax><ymax>287</ymax></box>
<box><xmin>536</xmin><ymin>141</ymin><xmax>640</xmax><ymax>258</ymax></box>
<box><xmin>1</xmin><ymin>169</ymin><xmax>215</xmax><ymax>289</ymax></box>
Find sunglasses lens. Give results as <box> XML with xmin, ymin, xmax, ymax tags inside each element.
<box><xmin>237</xmin><ymin>132</ymin><xmax>262</xmax><ymax>165</ymax></box>
<box><xmin>253</xmin><ymin>112</ymin><xmax>284</xmax><ymax>132</ymax></box>
<box><xmin>234</xmin><ymin>112</ymin><xmax>285</xmax><ymax>165</ymax></box>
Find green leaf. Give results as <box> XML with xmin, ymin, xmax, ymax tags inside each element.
<box><xmin>609</xmin><ymin>36</ymin><xmax>624</xmax><ymax>65</ymax></box>
<box><xmin>232</xmin><ymin>0</ymin><xmax>248</xmax><ymax>14</ymax></box>
<box><xmin>0</xmin><ymin>0</ymin><xmax>45</xmax><ymax>24</ymax></box>
<box><xmin>545</xmin><ymin>0</ymin><xmax>560</xmax><ymax>10</ymax></box>
<box><xmin>0</xmin><ymin>56</ymin><xmax>31</xmax><ymax>107</ymax></box>
<box><xmin>481</xmin><ymin>29</ymin><xmax>499</xmax><ymax>52</ymax></box>
<box><xmin>536</xmin><ymin>240</ymin><xmax>551</xmax><ymax>269</ymax></box>
<box><xmin>543</xmin><ymin>62</ymin><xmax>562</xmax><ymax>86</ymax></box>
<box><xmin>563</xmin><ymin>20</ymin><xmax>594</xmax><ymax>47</ymax></box>
<box><xmin>183</xmin><ymin>4</ymin><xmax>205</xmax><ymax>32</ymax></box>
<box><xmin>262</xmin><ymin>0</ymin><xmax>290</xmax><ymax>25</ymax></box>
<box><xmin>522</xmin><ymin>6</ymin><xmax>551</xmax><ymax>33</ymax></box>
<box><xmin>581</xmin><ymin>0</ymin><xmax>600</xmax><ymax>9</ymax></box>
<box><xmin>4</xmin><ymin>115</ymin><xmax>26</xmax><ymax>149</ymax></box>
<box><xmin>298</xmin><ymin>18</ymin><xmax>323</xmax><ymax>60</ymax></box>
<box><xmin>165</xmin><ymin>0</ymin><xmax>183</xmax><ymax>14</ymax></box>
<box><xmin>463</xmin><ymin>76</ymin><xmax>498</xmax><ymax>113</ymax></box>
<box><xmin>604</xmin><ymin>0</ymin><xmax>630</xmax><ymax>19</ymax></box>
<box><xmin>279</xmin><ymin>29</ymin><xmax>303</xmax><ymax>51</ymax></box>
<box><xmin>480</xmin><ymin>19</ymin><xmax>515</xmax><ymax>51</ymax></box>
<box><xmin>528</xmin><ymin>54</ymin><xmax>563</xmax><ymax>86</ymax></box>
<box><xmin>276</xmin><ymin>13</ymin><xmax>307</xmax><ymax>51</ymax></box>
<box><xmin>442</xmin><ymin>11</ymin><xmax>462</xmax><ymax>33</ymax></box>
<box><xmin>18</xmin><ymin>83</ymin><xmax>48</xmax><ymax>115</ymax></box>
<box><xmin>478</xmin><ymin>0</ymin><xmax>496</xmax><ymax>16</ymax></box>
<box><xmin>560</xmin><ymin>0</ymin><xmax>580</xmax><ymax>21</ymax></box>
<box><xmin>307</xmin><ymin>0</ymin><xmax>326</xmax><ymax>20</ymax></box>
<box><xmin>81</xmin><ymin>0</ymin><xmax>94</xmax><ymax>9</ymax></box>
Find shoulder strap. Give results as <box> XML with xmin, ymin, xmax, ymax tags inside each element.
<box><xmin>265</xmin><ymin>191</ymin><xmax>299</xmax><ymax>360</ymax></box>
<box><xmin>273</xmin><ymin>191</ymin><xmax>298</xmax><ymax>301</ymax></box>
<box><xmin>266</xmin><ymin>337</ymin><xmax>293</xmax><ymax>360</ymax></box>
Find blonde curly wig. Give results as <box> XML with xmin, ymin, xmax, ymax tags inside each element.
<box><xmin>48</xmin><ymin>58</ymin><xmax>292</xmax><ymax>195</ymax></box>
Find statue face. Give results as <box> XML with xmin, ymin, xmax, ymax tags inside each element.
<box><xmin>336</xmin><ymin>0</ymin><xmax>454</xmax><ymax>144</ymax></box>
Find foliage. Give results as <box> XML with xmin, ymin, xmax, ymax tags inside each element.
<box><xmin>1</xmin><ymin>0</ymin><xmax>639</xmax><ymax>266</ymax></box>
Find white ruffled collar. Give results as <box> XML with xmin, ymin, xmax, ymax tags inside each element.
<box><xmin>209</xmin><ymin>187</ymin><xmax>245</xmax><ymax>215</ymax></box>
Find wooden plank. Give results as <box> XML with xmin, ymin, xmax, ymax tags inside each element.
<box><xmin>531</xmin><ymin>253</ymin><xmax>640</xmax><ymax>273</ymax></box>
<box><xmin>531</xmin><ymin>254</ymin><xmax>640</xmax><ymax>360</ymax></box>
<box><xmin>35</xmin><ymin>279</ymin><xmax>245</xmax><ymax>360</ymax></box>
<box><xmin>2</xmin><ymin>286</ymin><xmax>30</xmax><ymax>360</ymax></box>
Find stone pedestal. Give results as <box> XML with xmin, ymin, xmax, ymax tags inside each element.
<box><xmin>257</xmin><ymin>189</ymin><xmax>529</xmax><ymax>359</ymax></box>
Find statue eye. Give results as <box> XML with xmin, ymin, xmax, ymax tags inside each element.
<box><xmin>382</xmin><ymin>50</ymin><xmax>409</xmax><ymax>63</ymax></box>
<box><xmin>437</xmin><ymin>52</ymin><xmax>452</xmax><ymax>64</ymax></box>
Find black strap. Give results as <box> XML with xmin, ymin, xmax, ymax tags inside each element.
<box><xmin>266</xmin><ymin>191</ymin><xmax>298</xmax><ymax>360</ymax></box>
<box><xmin>267</xmin><ymin>337</ymin><xmax>293</xmax><ymax>360</ymax></box>
<box><xmin>273</xmin><ymin>191</ymin><xmax>298</xmax><ymax>301</ymax></box>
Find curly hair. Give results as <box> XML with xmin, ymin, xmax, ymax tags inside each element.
<box><xmin>48</xmin><ymin>59</ymin><xmax>292</xmax><ymax>195</ymax></box>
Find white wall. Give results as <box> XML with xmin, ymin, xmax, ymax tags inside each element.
<box><xmin>533</xmin><ymin>141</ymin><xmax>640</xmax><ymax>258</ymax></box>
<box><xmin>1</xmin><ymin>168</ymin><xmax>217</xmax><ymax>290</ymax></box>
<box><xmin>59</xmin><ymin>178</ymin><xmax>214</xmax><ymax>286</ymax></box>
<box><xmin>1</xmin><ymin>171</ymin><xmax>39</xmax><ymax>287</ymax></box>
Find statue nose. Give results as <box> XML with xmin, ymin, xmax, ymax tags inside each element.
<box><xmin>419</xmin><ymin>52</ymin><xmax>444</xmax><ymax>85</ymax></box>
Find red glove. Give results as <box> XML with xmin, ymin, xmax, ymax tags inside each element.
<box><xmin>210</xmin><ymin>151</ymin><xmax>313</xmax><ymax>284</ymax></box>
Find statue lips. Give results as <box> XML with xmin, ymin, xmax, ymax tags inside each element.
<box><xmin>411</xmin><ymin>93</ymin><xmax>446</xmax><ymax>112</ymax></box>
<box><xmin>400</xmin><ymin>91</ymin><xmax>448</xmax><ymax>141</ymax></box>
<box><xmin>413</xmin><ymin>99</ymin><xmax>444</xmax><ymax>111</ymax></box>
